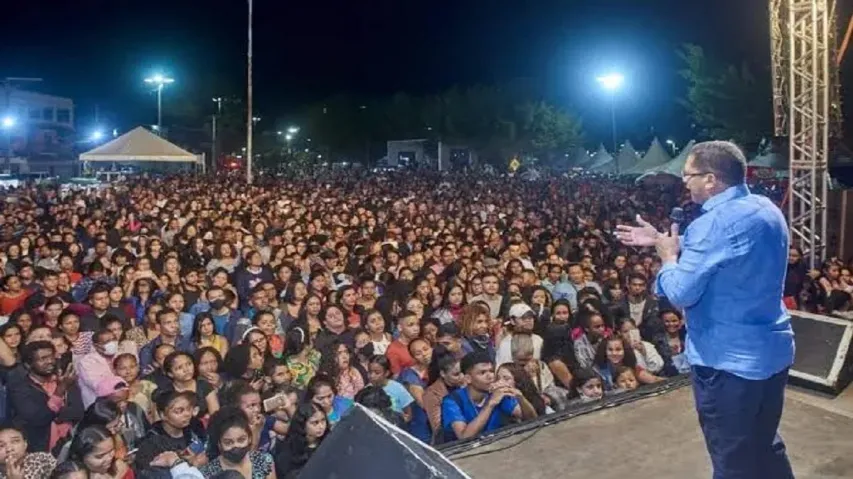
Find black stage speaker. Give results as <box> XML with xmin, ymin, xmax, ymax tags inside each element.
<box><xmin>789</xmin><ymin>310</ymin><xmax>853</xmax><ymax>394</ymax></box>
<box><xmin>300</xmin><ymin>404</ymin><xmax>471</xmax><ymax>479</ymax></box>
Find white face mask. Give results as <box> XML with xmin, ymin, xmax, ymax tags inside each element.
<box><xmin>102</xmin><ymin>341</ymin><xmax>118</xmax><ymax>356</ymax></box>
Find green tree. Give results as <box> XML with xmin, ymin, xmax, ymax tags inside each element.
<box><xmin>678</xmin><ymin>43</ymin><xmax>771</xmax><ymax>148</ymax></box>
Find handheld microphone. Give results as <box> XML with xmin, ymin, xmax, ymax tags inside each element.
<box><xmin>669</xmin><ymin>207</ymin><xmax>684</xmax><ymax>237</ymax></box>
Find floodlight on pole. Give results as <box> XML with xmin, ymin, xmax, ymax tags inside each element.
<box><xmin>596</xmin><ymin>72</ymin><xmax>624</xmax><ymax>170</ymax></box>
<box><xmin>665</xmin><ymin>139</ymin><xmax>677</xmax><ymax>153</ymax></box>
<box><xmin>287</xmin><ymin>126</ymin><xmax>299</xmax><ymax>134</ymax></box>
<box><xmin>91</xmin><ymin>130</ymin><xmax>104</xmax><ymax>141</ymax></box>
<box><xmin>1</xmin><ymin>117</ymin><xmax>14</xmax><ymax>129</ymax></box>
<box><xmin>144</xmin><ymin>74</ymin><xmax>174</xmax><ymax>135</ymax></box>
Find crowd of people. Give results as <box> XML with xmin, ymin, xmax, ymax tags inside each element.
<box><xmin>0</xmin><ymin>170</ymin><xmax>844</xmax><ymax>478</ymax></box>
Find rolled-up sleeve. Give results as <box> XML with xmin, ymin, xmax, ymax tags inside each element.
<box><xmin>656</xmin><ymin>219</ymin><xmax>729</xmax><ymax>309</ymax></box>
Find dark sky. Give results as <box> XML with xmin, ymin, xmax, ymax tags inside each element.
<box><xmin>1</xmin><ymin>0</ymin><xmax>779</xmax><ymax>145</ymax></box>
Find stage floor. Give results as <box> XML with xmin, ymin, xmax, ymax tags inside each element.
<box><xmin>451</xmin><ymin>383</ymin><xmax>853</xmax><ymax>479</ymax></box>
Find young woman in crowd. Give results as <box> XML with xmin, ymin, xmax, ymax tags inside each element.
<box><xmin>318</xmin><ymin>340</ymin><xmax>365</xmax><ymax>399</ymax></box>
<box><xmin>134</xmin><ymin>389</ymin><xmax>207</xmax><ymax>472</ymax></box>
<box><xmin>398</xmin><ymin>337</ymin><xmax>434</xmax><ymax>442</ymax></box>
<box><xmin>192</xmin><ymin>312</ymin><xmax>229</xmax><ymax>357</ymax></box>
<box><xmin>496</xmin><ymin>363</ymin><xmax>546</xmax><ymax>416</ymax></box>
<box><xmin>457</xmin><ymin>304</ymin><xmax>494</xmax><ymax>359</ymax></box>
<box><xmin>68</xmin><ymin>425</ymin><xmax>133</xmax><ymax>479</ymax></box>
<box><xmin>283</xmin><ymin>326</ymin><xmax>319</xmax><ymax>389</ymax></box>
<box><xmin>296</xmin><ymin>295</ymin><xmax>323</xmax><ymax>342</ymax></box>
<box><xmin>201</xmin><ymin>407</ymin><xmax>275</xmax><ymax>478</ymax></box>
<box><xmin>616</xmin><ymin>317</ymin><xmax>664</xmax><ymax>375</ymax></box>
<box><xmin>163</xmin><ymin>351</ymin><xmax>220</xmax><ymax>419</ymax></box>
<box><xmin>304</xmin><ymin>374</ymin><xmax>353</xmax><ymax>428</ymax></box>
<box><xmin>422</xmin><ymin>348</ymin><xmax>465</xmax><ymax>444</ymax></box>
<box><xmin>59</xmin><ymin>310</ymin><xmax>92</xmax><ymax>357</ymax></box>
<box><xmin>273</xmin><ymin>402</ymin><xmax>328</xmax><ymax>479</ymax></box>
<box><xmin>430</xmin><ymin>283</ymin><xmax>466</xmax><ymax>325</ymax></box>
<box><xmin>593</xmin><ymin>337</ymin><xmax>663</xmax><ymax>390</ymax></box>
<box><xmin>366</xmin><ymin>355</ymin><xmax>414</xmax><ymax>420</ymax></box>
<box><xmin>223</xmin><ymin>381</ymin><xmax>288</xmax><ymax>455</ymax></box>
<box><xmin>361</xmin><ymin>309</ymin><xmax>391</xmax><ymax>355</ymax></box>
<box><xmin>194</xmin><ymin>347</ymin><xmax>226</xmax><ymax>391</ymax></box>
<box><xmin>0</xmin><ymin>323</ymin><xmax>22</xmax><ymax>363</ymax></box>
<box><xmin>0</xmin><ymin>426</ymin><xmax>57</xmax><ymax>478</ymax></box>
<box><xmin>252</xmin><ymin>312</ymin><xmax>283</xmax><ymax>358</ymax></box>
<box><xmin>123</xmin><ymin>303</ymin><xmax>161</xmax><ymax>351</ymax></box>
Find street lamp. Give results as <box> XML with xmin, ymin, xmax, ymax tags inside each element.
<box><xmin>91</xmin><ymin>130</ymin><xmax>104</xmax><ymax>141</ymax></box>
<box><xmin>596</xmin><ymin>72</ymin><xmax>624</xmax><ymax>169</ymax></box>
<box><xmin>665</xmin><ymin>139</ymin><xmax>677</xmax><ymax>153</ymax></box>
<box><xmin>144</xmin><ymin>74</ymin><xmax>174</xmax><ymax>134</ymax></box>
<box><xmin>1</xmin><ymin>116</ymin><xmax>15</xmax><ymax>172</ymax></box>
<box><xmin>287</xmin><ymin>126</ymin><xmax>299</xmax><ymax>134</ymax></box>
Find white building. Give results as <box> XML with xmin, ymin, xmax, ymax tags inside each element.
<box><xmin>3</xmin><ymin>89</ymin><xmax>76</xmax><ymax>176</ymax></box>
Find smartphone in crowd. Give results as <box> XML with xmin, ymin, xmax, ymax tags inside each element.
<box><xmin>263</xmin><ymin>393</ymin><xmax>289</xmax><ymax>413</ymax></box>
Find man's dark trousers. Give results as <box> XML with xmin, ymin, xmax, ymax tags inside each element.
<box><xmin>692</xmin><ymin>365</ymin><xmax>795</xmax><ymax>479</ymax></box>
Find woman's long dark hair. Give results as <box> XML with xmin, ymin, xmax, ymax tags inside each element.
<box><xmin>285</xmin><ymin>402</ymin><xmax>328</xmax><ymax>464</ymax></box>
<box><xmin>205</xmin><ymin>406</ymin><xmax>252</xmax><ymax>459</ymax></box>
<box><xmin>498</xmin><ymin>363</ymin><xmax>547</xmax><ymax>416</ymax></box>
<box><xmin>80</xmin><ymin>398</ymin><xmax>121</xmax><ymax>430</ymax></box>
<box><xmin>190</xmin><ymin>312</ymin><xmax>215</xmax><ymax>344</ymax></box>
<box><xmin>318</xmin><ymin>339</ymin><xmax>354</xmax><ymax>385</ymax></box>
<box><xmin>593</xmin><ymin>336</ymin><xmax>638</xmax><ymax>369</ymax></box>
<box><xmin>68</xmin><ymin>425</ymin><xmax>115</xmax><ymax>473</ymax></box>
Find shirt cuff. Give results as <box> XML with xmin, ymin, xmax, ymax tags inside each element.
<box><xmin>655</xmin><ymin>262</ymin><xmax>679</xmax><ymax>296</ymax></box>
<box><xmin>47</xmin><ymin>394</ymin><xmax>65</xmax><ymax>413</ymax></box>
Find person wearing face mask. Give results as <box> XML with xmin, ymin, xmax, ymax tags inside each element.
<box><xmin>200</xmin><ymin>407</ymin><xmax>275</xmax><ymax>478</ymax></box>
<box><xmin>77</xmin><ymin>329</ymin><xmax>121</xmax><ymax>408</ymax></box>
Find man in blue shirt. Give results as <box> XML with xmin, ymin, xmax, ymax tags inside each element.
<box><xmin>441</xmin><ymin>351</ymin><xmax>531</xmax><ymax>441</ymax></box>
<box><xmin>617</xmin><ymin>141</ymin><xmax>795</xmax><ymax>479</ymax></box>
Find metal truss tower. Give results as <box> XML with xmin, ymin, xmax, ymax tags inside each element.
<box><xmin>771</xmin><ymin>0</ymin><xmax>836</xmax><ymax>268</ymax></box>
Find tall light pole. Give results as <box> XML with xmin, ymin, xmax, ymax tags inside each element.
<box><xmin>1</xmin><ymin>116</ymin><xmax>15</xmax><ymax>173</ymax></box>
<box><xmin>596</xmin><ymin>73</ymin><xmax>624</xmax><ymax>170</ymax></box>
<box><xmin>144</xmin><ymin>74</ymin><xmax>174</xmax><ymax>135</ymax></box>
<box><xmin>246</xmin><ymin>0</ymin><xmax>254</xmax><ymax>184</ymax></box>
<box><xmin>211</xmin><ymin>97</ymin><xmax>223</xmax><ymax>174</ymax></box>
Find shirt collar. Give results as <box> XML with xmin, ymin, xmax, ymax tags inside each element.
<box><xmin>701</xmin><ymin>184</ymin><xmax>750</xmax><ymax>213</ymax></box>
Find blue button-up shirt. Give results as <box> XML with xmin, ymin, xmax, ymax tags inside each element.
<box><xmin>655</xmin><ymin>184</ymin><xmax>795</xmax><ymax>380</ymax></box>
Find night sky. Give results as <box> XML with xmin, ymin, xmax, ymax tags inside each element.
<box><xmin>1</xmin><ymin>0</ymin><xmax>839</xmax><ymax>146</ymax></box>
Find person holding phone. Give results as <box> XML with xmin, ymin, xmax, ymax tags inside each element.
<box><xmin>133</xmin><ymin>389</ymin><xmax>207</xmax><ymax>474</ymax></box>
<box><xmin>616</xmin><ymin>318</ymin><xmax>664</xmax><ymax>375</ymax></box>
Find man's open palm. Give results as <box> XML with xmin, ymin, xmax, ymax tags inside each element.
<box><xmin>615</xmin><ymin>215</ymin><xmax>661</xmax><ymax>247</ymax></box>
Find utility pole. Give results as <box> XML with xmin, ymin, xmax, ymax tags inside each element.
<box><xmin>211</xmin><ymin>114</ymin><xmax>217</xmax><ymax>175</ymax></box>
<box><xmin>246</xmin><ymin>0</ymin><xmax>254</xmax><ymax>184</ymax></box>
<box><xmin>212</xmin><ymin>97</ymin><xmax>223</xmax><ymax>175</ymax></box>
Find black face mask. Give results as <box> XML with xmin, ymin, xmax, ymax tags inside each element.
<box><xmin>221</xmin><ymin>445</ymin><xmax>251</xmax><ymax>463</ymax></box>
<box><xmin>209</xmin><ymin>299</ymin><xmax>225</xmax><ymax>310</ymax></box>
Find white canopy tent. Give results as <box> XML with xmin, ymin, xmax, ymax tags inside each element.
<box><xmin>624</xmin><ymin>137</ymin><xmax>671</xmax><ymax>175</ymax></box>
<box><xmin>80</xmin><ymin>126</ymin><xmax>202</xmax><ymax>164</ymax></box>
<box><xmin>614</xmin><ymin>140</ymin><xmax>640</xmax><ymax>173</ymax></box>
<box><xmin>587</xmin><ymin>144</ymin><xmax>616</xmax><ymax>173</ymax></box>
<box><xmin>637</xmin><ymin>139</ymin><xmax>696</xmax><ymax>180</ymax></box>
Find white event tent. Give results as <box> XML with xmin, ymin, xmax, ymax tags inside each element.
<box><xmin>80</xmin><ymin>127</ymin><xmax>202</xmax><ymax>166</ymax></box>
<box><xmin>613</xmin><ymin>140</ymin><xmax>640</xmax><ymax>173</ymax></box>
<box><xmin>637</xmin><ymin>139</ymin><xmax>696</xmax><ymax>180</ymax></box>
<box><xmin>587</xmin><ymin>144</ymin><xmax>616</xmax><ymax>173</ymax></box>
<box><xmin>624</xmin><ymin>137</ymin><xmax>671</xmax><ymax>175</ymax></box>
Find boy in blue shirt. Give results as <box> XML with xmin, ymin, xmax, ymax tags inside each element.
<box><xmin>441</xmin><ymin>351</ymin><xmax>533</xmax><ymax>441</ymax></box>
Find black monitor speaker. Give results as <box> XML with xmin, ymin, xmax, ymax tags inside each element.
<box><xmin>300</xmin><ymin>404</ymin><xmax>471</xmax><ymax>479</ymax></box>
<box><xmin>789</xmin><ymin>310</ymin><xmax>853</xmax><ymax>394</ymax></box>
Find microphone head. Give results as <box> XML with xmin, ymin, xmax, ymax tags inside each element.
<box><xmin>670</xmin><ymin>207</ymin><xmax>685</xmax><ymax>224</ymax></box>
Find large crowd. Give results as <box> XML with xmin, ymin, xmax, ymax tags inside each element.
<box><xmin>0</xmin><ymin>170</ymin><xmax>847</xmax><ymax>479</ymax></box>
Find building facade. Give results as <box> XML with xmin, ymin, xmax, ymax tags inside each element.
<box><xmin>3</xmin><ymin>89</ymin><xmax>76</xmax><ymax>176</ymax></box>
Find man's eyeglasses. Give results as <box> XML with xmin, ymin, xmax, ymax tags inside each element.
<box><xmin>682</xmin><ymin>171</ymin><xmax>711</xmax><ymax>181</ymax></box>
